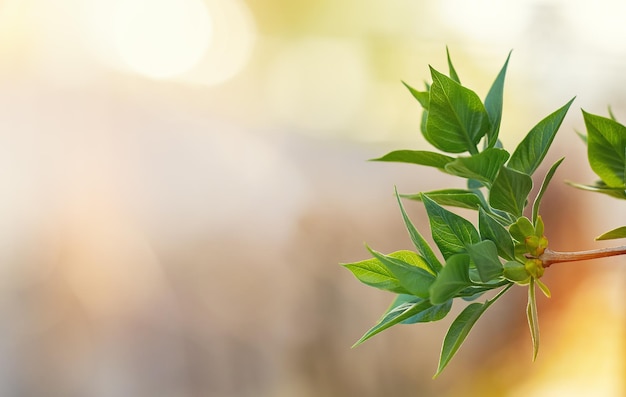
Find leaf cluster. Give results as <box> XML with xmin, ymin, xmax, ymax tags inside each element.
<box><xmin>342</xmin><ymin>49</ymin><xmax>573</xmax><ymax>376</ymax></box>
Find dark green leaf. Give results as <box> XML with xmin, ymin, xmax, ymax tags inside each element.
<box><xmin>596</xmin><ymin>226</ymin><xmax>626</xmax><ymax>240</ymax></box>
<box><xmin>402</xmin><ymin>81</ymin><xmax>429</xmax><ymax>109</ymax></box>
<box><xmin>429</xmin><ymin>254</ymin><xmax>472</xmax><ymax>304</ymax></box>
<box><xmin>478</xmin><ymin>207</ymin><xmax>515</xmax><ymax>260</ymax></box>
<box><xmin>403</xmin><ymin>189</ymin><xmax>485</xmax><ymax>210</ymax></box>
<box><xmin>342</xmin><ymin>250</ymin><xmax>431</xmax><ymax>293</ymax></box>
<box><xmin>583</xmin><ymin>110</ymin><xmax>626</xmax><ymax>187</ymax></box>
<box><xmin>489</xmin><ymin>166</ymin><xmax>533</xmax><ymax>217</ymax></box>
<box><xmin>484</xmin><ymin>51</ymin><xmax>511</xmax><ymax>148</ymax></box>
<box><xmin>508</xmin><ymin>98</ymin><xmax>574</xmax><ymax>175</ymax></box>
<box><xmin>395</xmin><ymin>189</ymin><xmax>443</xmax><ymax>273</ymax></box>
<box><xmin>532</xmin><ymin>158</ymin><xmax>564</xmax><ymax>224</ymax></box>
<box><xmin>565</xmin><ymin>181</ymin><xmax>626</xmax><ymax>199</ymax></box>
<box><xmin>353</xmin><ymin>299</ymin><xmax>437</xmax><ymax>346</ymax></box>
<box><xmin>466</xmin><ymin>240</ymin><xmax>504</xmax><ymax>282</ymax></box>
<box><xmin>434</xmin><ymin>284</ymin><xmax>511</xmax><ymax>377</ymax></box>
<box><xmin>527</xmin><ymin>278</ymin><xmax>540</xmax><ymax>361</ymax></box>
<box><xmin>425</xmin><ymin>67</ymin><xmax>490</xmax><ymax>154</ymax></box>
<box><xmin>367</xmin><ymin>246</ymin><xmax>436</xmax><ymax>298</ymax></box>
<box><xmin>444</xmin><ymin>148</ymin><xmax>510</xmax><ymax>187</ymax></box>
<box><xmin>371</xmin><ymin>150</ymin><xmax>454</xmax><ymax>171</ymax></box>
<box><xmin>422</xmin><ymin>194</ymin><xmax>481</xmax><ymax>259</ymax></box>
<box><xmin>446</xmin><ymin>46</ymin><xmax>461</xmax><ymax>84</ymax></box>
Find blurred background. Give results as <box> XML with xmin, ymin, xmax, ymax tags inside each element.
<box><xmin>2</xmin><ymin>0</ymin><xmax>626</xmax><ymax>395</ymax></box>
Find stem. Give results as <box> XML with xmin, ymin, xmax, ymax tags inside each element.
<box><xmin>536</xmin><ymin>246</ymin><xmax>626</xmax><ymax>267</ymax></box>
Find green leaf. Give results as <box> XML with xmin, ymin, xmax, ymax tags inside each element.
<box><xmin>503</xmin><ymin>261</ymin><xmax>530</xmax><ymax>283</ymax></box>
<box><xmin>576</xmin><ymin>130</ymin><xmax>588</xmax><ymax>144</ymax></box>
<box><xmin>583</xmin><ymin>110</ymin><xmax>626</xmax><ymax>187</ymax></box>
<box><xmin>342</xmin><ymin>250</ymin><xmax>431</xmax><ymax>293</ymax></box>
<box><xmin>429</xmin><ymin>254</ymin><xmax>472</xmax><ymax>305</ymax></box>
<box><xmin>608</xmin><ymin>106</ymin><xmax>618</xmax><ymax>122</ymax></box>
<box><xmin>422</xmin><ymin>194</ymin><xmax>481</xmax><ymax>259</ymax></box>
<box><xmin>446</xmin><ymin>46</ymin><xmax>461</xmax><ymax>84</ymax></box>
<box><xmin>444</xmin><ymin>148</ymin><xmax>510</xmax><ymax>187</ymax></box>
<box><xmin>425</xmin><ymin>67</ymin><xmax>491</xmax><ymax>154</ymax></box>
<box><xmin>532</xmin><ymin>158</ymin><xmax>564</xmax><ymax>224</ymax></box>
<box><xmin>434</xmin><ymin>284</ymin><xmax>511</xmax><ymax>378</ymax></box>
<box><xmin>402</xmin><ymin>81</ymin><xmax>429</xmax><ymax>109</ymax></box>
<box><xmin>371</xmin><ymin>150</ymin><xmax>454</xmax><ymax>171</ymax></box>
<box><xmin>565</xmin><ymin>181</ymin><xmax>626</xmax><ymax>199</ymax></box>
<box><xmin>527</xmin><ymin>278</ymin><xmax>540</xmax><ymax>361</ymax></box>
<box><xmin>367</xmin><ymin>246</ymin><xmax>436</xmax><ymax>298</ymax></box>
<box><xmin>508</xmin><ymin>98</ymin><xmax>574</xmax><ymax>175</ymax></box>
<box><xmin>395</xmin><ymin>189</ymin><xmax>443</xmax><ymax>273</ymax></box>
<box><xmin>489</xmin><ymin>166</ymin><xmax>533</xmax><ymax>217</ymax></box>
<box><xmin>386</xmin><ymin>294</ymin><xmax>453</xmax><ymax>324</ymax></box>
<box><xmin>509</xmin><ymin>216</ymin><xmax>535</xmax><ymax>242</ymax></box>
<box><xmin>353</xmin><ymin>298</ymin><xmax>447</xmax><ymax>346</ymax></box>
<box><xmin>466</xmin><ymin>240</ymin><xmax>504</xmax><ymax>282</ymax></box>
<box><xmin>536</xmin><ymin>278</ymin><xmax>551</xmax><ymax>298</ymax></box>
<box><xmin>478</xmin><ymin>207</ymin><xmax>515</xmax><ymax>260</ymax></box>
<box><xmin>484</xmin><ymin>51</ymin><xmax>511</xmax><ymax>148</ymax></box>
<box><xmin>403</xmin><ymin>189</ymin><xmax>485</xmax><ymax>210</ymax></box>
<box><xmin>596</xmin><ymin>226</ymin><xmax>626</xmax><ymax>240</ymax></box>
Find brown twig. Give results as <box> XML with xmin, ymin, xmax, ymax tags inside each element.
<box><xmin>534</xmin><ymin>246</ymin><xmax>626</xmax><ymax>267</ymax></box>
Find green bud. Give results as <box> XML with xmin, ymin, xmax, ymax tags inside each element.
<box><xmin>503</xmin><ymin>261</ymin><xmax>531</xmax><ymax>283</ymax></box>
<box><xmin>524</xmin><ymin>258</ymin><xmax>545</xmax><ymax>279</ymax></box>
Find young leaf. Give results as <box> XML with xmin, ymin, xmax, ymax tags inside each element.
<box><xmin>608</xmin><ymin>106</ymin><xmax>618</xmax><ymax>122</ymax></box>
<box><xmin>444</xmin><ymin>148</ymin><xmax>510</xmax><ymax>187</ymax></box>
<box><xmin>503</xmin><ymin>261</ymin><xmax>530</xmax><ymax>283</ymax></box>
<box><xmin>425</xmin><ymin>67</ymin><xmax>491</xmax><ymax>154</ymax></box>
<box><xmin>446</xmin><ymin>46</ymin><xmax>461</xmax><ymax>83</ymax></box>
<box><xmin>532</xmin><ymin>157</ymin><xmax>564</xmax><ymax>224</ymax></box>
<box><xmin>422</xmin><ymin>194</ymin><xmax>481</xmax><ymax>259</ymax></box>
<box><xmin>596</xmin><ymin>226</ymin><xmax>626</xmax><ymax>240</ymax></box>
<box><xmin>509</xmin><ymin>216</ymin><xmax>535</xmax><ymax>242</ymax></box>
<box><xmin>489</xmin><ymin>166</ymin><xmax>533</xmax><ymax>217</ymax></box>
<box><xmin>403</xmin><ymin>189</ymin><xmax>485</xmax><ymax>210</ymax></box>
<box><xmin>367</xmin><ymin>246</ymin><xmax>436</xmax><ymax>298</ymax></box>
<box><xmin>402</xmin><ymin>81</ymin><xmax>429</xmax><ymax>109</ymax></box>
<box><xmin>508</xmin><ymin>98</ymin><xmax>574</xmax><ymax>175</ymax></box>
<box><xmin>484</xmin><ymin>51</ymin><xmax>511</xmax><ymax>148</ymax></box>
<box><xmin>536</xmin><ymin>278</ymin><xmax>551</xmax><ymax>298</ymax></box>
<box><xmin>466</xmin><ymin>240</ymin><xmax>504</xmax><ymax>282</ymax></box>
<box><xmin>527</xmin><ymin>278</ymin><xmax>540</xmax><ymax>361</ymax></box>
<box><xmin>395</xmin><ymin>189</ymin><xmax>443</xmax><ymax>273</ymax></box>
<box><xmin>583</xmin><ymin>110</ymin><xmax>626</xmax><ymax>187</ymax></box>
<box><xmin>353</xmin><ymin>299</ymin><xmax>449</xmax><ymax>347</ymax></box>
<box><xmin>434</xmin><ymin>284</ymin><xmax>511</xmax><ymax>378</ymax></box>
<box><xmin>429</xmin><ymin>254</ymin><xmax>472</xmax><ymax>305</ymax></box>
<box><xmin>387</xmin><ymin>295</ymin><xmax>453</xmax><ymax>324</ymax></box>
<box><xmin>565</xmin><ymin>181</ymin><xmax>626</xmax><ymax>199</ymax></box>
<box><xmin>371</xmin><ymin>150</ymin><xmax>454</xmax><ymax>171</ymax></box>
<box><xmin>478</xmin><ymin>207</ymin><xmax>515</xmax><ymax>260</ymax></box>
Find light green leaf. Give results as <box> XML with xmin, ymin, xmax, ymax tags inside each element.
<box><xmin>444</xmin><ymin>148</ymin><xmax>510</xmax><ymax>187</ymax></box>
<box><xmin>425</xmin><ymin>67</ymin><xmax>491</xmax><ymax>154</ymax></box>
<box><xmin>608</xmin><ymin>106</ymin><xmax>618</xmax><ymax>122</ymax></box>
<box><xmin>527</xmin><ymin>278</ymin><xmax>540</xmax><ymax>361</ymax></box>
<box><xmin>402</xmin><ymin>81</ymin><xmax>429</xmax><ymax>109</ymax></box>
<box><xmin>342</xmin><ymin>250</ymin><xmax>431</xmax><ymax>293</ymax></box>
<box><xmin>386</xmin><ymin>294</ymin><xmax>453</xmax><ymax>325</ymax></box>
<box><xmin>446</xmin><ymin>46</ymin><xmax>461</xmax><ymax>84</ymax></box>
<box><xmin>489</xmin><ymin>166</ymin><xmax>533</xmax><ymax>217</ymax></box>
<box><xmin>503</xmin><ymin>261</ymin><xmax>530</xmax><ymax>283</ymax></box>
<box><xmin>484</xmin><ymin>51</ymin><xmax>511</xmax><ymax>148</ymax></box>
<box><xmin>395</xmin><ymin>189</ymin><xmax>443</xmax><ymax>273</ymax></box>
<box><xmin>403</xmin><ymin>189</ymin><xmax>485</xmax><ymax>210</ymax></box>
<box><xmin>466</xmin><ymin>240</ymin><xmax>504</xmax><ymax>282</ymax></box>
<box><xmin>508</xmin><ymin>98</ymin><xmax>574</xmax><ymax>175</ymax></box>
<box><xmin>583</xmin><ymin>110</ymin><xmax>626</xmax><ymax>187</ymax></box>
<box><xmin>596</xmin><ymin>226</ymin><xmax>626</xmax><ymax>240</ymax></box>
<box><xmin>478</xmin><ymin>208</ymin><xmax>515</xmax><ymax>260</ymax></box>
<box><xmin>429</xmin><ymin>254</ymin><xmax>472</xmax><ymax>305</ymax></box>
<box><xmin>371</xmin><ymin>150</ymin><xmax>454</xmax><ymax>171</ymax></box>
<box><xmin>536</xmin><ymin>278</ymin><xmax>551</xmax><ymax>298</ymax></box>
<box><xmin>367</xmin><ymin>246</ymin><xmax>436</xmax><ymax>298</ymax></box>
<box><xmin>565</xmin><ymin>181</ymin><xmax>626</xmax><ymax>199</ymax></box>
<box><xmin>422</xmin><ymin>194</ymin><xmax>481</xmax><ymax>259</ymax></box>
<box><xmin>532</xmin><ymin>158</ymin><xmax>564</xmax><ymax>224</ymax></box>
<box><xmin>509</xmin><ymin>216</ymin><xmax>535</xmax><ymax>242</ymax></box>
<box><xmin>353</xmin><ymin>299</ymin><xmax>444</xmax><ymax>346</ymax></box>
<box><xmin>576</xmin><ymin>130</ymin><xmax>588</xmax><ymax>144</ymax></box>
<box><xmin>434</xmin><ymin>284</ymin><xmax>511</xmax><ymax>378</ymax></box>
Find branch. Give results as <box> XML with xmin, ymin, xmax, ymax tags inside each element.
<box><xmin>536</xmin><ymin>246</ymin><xmax>626</xmax><ymax>267</ymax></box>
